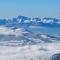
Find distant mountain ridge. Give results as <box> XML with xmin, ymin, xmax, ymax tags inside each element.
<box><xmin>0</xmin><ymin>15</ymin><xmax>60</xmax><ymax>28</ymax></box>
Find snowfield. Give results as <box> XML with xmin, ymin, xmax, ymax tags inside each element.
<box><xmin>0</xmin><ymin>42</ymin><xmax>60</xmax><ymax>60</ymax></box>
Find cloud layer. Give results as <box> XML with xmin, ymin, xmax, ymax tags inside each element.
<box><xmin>0</xmin><ymin>42</ymin><xmax>60</xmax><ymax>60</ymax></box>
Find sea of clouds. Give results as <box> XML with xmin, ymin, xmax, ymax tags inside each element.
<box><xmin>0</xmin><ymin>42</ymin><xmax>60</xmax><ymax>60</ymax></box>
<box><xmin>0</xmin><ymin>26</ymin><xmax>60</xmax><ymax>60</ymax></box>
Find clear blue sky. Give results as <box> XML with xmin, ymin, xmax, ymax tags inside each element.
<box><xmin>0</xmin><ymin>0</ymin><xmax>60</xmax><ymax>18</ymax></box>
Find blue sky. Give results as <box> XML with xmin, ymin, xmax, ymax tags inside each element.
<box><xmin>0</xmin><ymin>0</ymin><xmax>60</xmax><ymax>18</ymax></box>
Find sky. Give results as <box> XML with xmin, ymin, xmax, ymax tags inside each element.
<box><xmin>0</xmin><ymin>0</ymin><xmax>60</xmax><ymax>18</ymax></box>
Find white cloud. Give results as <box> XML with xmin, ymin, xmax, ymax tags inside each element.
<box><xmin>0</xmin><ymin>26</ymin><xmax>28</xmax><ymax>36</ymax></box>
<box><xmin>40</xmin><ymin>35</ymin><xmax>49</xmax><ymax>39</ymax></box>
<box><xmin>0</xmin><ymin>42</ymin><xmax>60</xmax><ymax>60</ymax></box>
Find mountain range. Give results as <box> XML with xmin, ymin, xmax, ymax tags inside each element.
<box><xmin>0</xmin><ymin>15</ymin><xmax>60</xmax><ymax>29</ymax></box>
